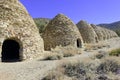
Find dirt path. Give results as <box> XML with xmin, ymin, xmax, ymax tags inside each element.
<box><xmin>0</xmin><ymin>38</ymin><xmax>120</xmax><ymax>80</ymax></box>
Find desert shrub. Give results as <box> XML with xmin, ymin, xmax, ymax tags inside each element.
<box><xmin>84</xmin><ymin>43</ymin><xmax>107</xmax><ymax>51</ymax></box>
<box><xmin>44</xmin><ymin>53</ymin><xmax>63</xmax><ymax>60</ymax></box>
<box><xmin>42</xmin><ymin>67</ymin><xmax>71</xmax><ymax>80</ymax></box>
<box><xmin>63</xmin><ymin>62</ymin><xmax>98</xmax><ymax>80</ymax></box>
<box><xmin>63</xmin><ymin>57</ymin><xmax>120</xmax><ymax>80</ymax></box>
<box><xmin>42</xmin><ymin>71</ymin><xmax>63</xmax><ymax>80</ymax></box>
<box><xmin>97</xmin><ymin>46</ymin><xmax>102</xmax><ymax>49</ymax></box>
<box><xmin>95</xmin><ymin>51</ymin><xmax>108</xmax><ymax>59</ymax></box>
<box><xmin>44</xmin><ymin>55</ymin><xmax>62</xmax><ymax>60</ymax></box>
<box><xmin>95</xmin><ymin>54</ymin><xmax>105</xmax><ymax>59</ymax></box>
<box><xmin>97</xmin><ymin>59</ymin><xmax>120</xmax><ymax>74</ymax></box>
<box><xmin>52</xmin><ymin>46</ymin><xmax>81</xmax><ymax>57</ymax></box>
<box><xmin>42</xmin><ymin>56</ymin><xmax>120</xmax><ymax>80</ymax></box>
<box><xmin>97</xmin><ymin>75</ymin><xmax>109</xmax><ymax>80</ymax></box>
<box><xmin>109</xmin><ymin>48</ymin><xmax>120</xmax><ymax>56</ymax></box>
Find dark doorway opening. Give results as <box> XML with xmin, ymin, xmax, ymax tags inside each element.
<box><xmin>95</xmin><ymin>37</ymin><xmax>98</xmax><ymax>43</ymax></box>
<box><xmin>1</xmin><ymin>39</ymin><xmax>21</xmax><ymax>62</ymax></box>
<box><xmin>77</xmin><ymin>39</ymin><xmax>82</xmax><ymax>48</ymax></box>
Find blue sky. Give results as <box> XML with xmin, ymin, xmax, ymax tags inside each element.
<box><xmin>20</xmin><ymin>0</ymin><xmax>120</xmax><ymax>24</ymax></box>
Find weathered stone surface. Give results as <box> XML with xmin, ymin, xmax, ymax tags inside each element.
<box><xmin>42</xmin><ymin>13</ymin><xmax>84</xmax><ymax>50</ymax></box>
<box><xmin>77</xmin><ymin>21</ymin><xmax>118</xmax><ymax>44</ymax></box>
<box><xmin>0</xmin><ymin>0</ymin><xmax>44</xmax><ymax>60</ymax></box>
<box><xmin>91</xmin><ymin>24</ymin><xmax>118</xmax><ymax>42</ymax></box>
<box><xmin>77</xmin><ymin>21</ymin><xmax>98</xmax><ymax>43</ymax></box>
<box><xmin>104</xmin><ymin>28</ymin><xmax>110</xmax><ymax>39</ymax></box>
<box><xmin>111</xmin><ymin>30</ymin><xmax>118</xmax><ymax>37</ymax></box>
<box><xmin>98</xmin><ymin>26</ymin><xmax>108</xmax><ymax>40</ymax></box>
<box><xmin>91</xmin><ymin>24</ymin><xmax>104</xmax><ymax>41</ymax></box>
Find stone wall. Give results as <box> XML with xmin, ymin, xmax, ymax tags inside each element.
<box><xmin>42</xmin><ymin>14</ymin><xmax>84</xmax><ymax>50</ymax></box>
<box><xmin>0</xmin><ymin>0</ymin><xmax>44</xmax><ymax>60</ymax></box>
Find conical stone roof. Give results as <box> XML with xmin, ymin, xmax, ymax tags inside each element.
<box><xmin>0</xmin><ymin>0</ymin><xmax>44</xmax><ymax>60</ymax></box>
<box><xmin>97</xmin><ymin>26</ymin><xmax>108</xmax><ymax>40</ymax></box>
<box><xmin>77</xmin><ymin>20</ymin><xmax>98</xmax><ymax>43</ymax></box>
<box><xmin>91</xmin><ymin>24</ymin><xmax>118</xmax><ymax>41</ymax></box>
<box><xmin>43</xmin><ymin>14</ymin><xmax>83</xmax><ymax>50</ymax></box>
<box><xmin>90</xmin><ymin>24</ymin><xmax>105</xmax><ymax>41</ymax></box>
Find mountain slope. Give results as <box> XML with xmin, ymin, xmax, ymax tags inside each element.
<box><xmin>33</xmin><ymin>18</ymin><xmax>51</xmax><ymax>33</ymax></box>
<box><xmin>98</xmin><ymin>21</ymin><xmax>120</xmax><ymax>36</ymax></box>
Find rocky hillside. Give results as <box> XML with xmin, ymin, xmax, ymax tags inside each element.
<box><xmin>33</xmin><ymin>18</ymin><xmax>50</xmax><ymax>33</ymax></box>
<box><xmin>98</xmin><ymin>21</ymin><xmax>120</xmax><ymax>30</ymax></box>
<box><xmin>98</xmin><ymin>21</ymin><xmax>120</xmax><ymax>36</ymax></box>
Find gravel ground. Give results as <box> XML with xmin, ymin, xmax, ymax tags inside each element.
<box><xmin>0</xmin><ymin>60</ymin><xmax>59</xmax><ymax>80</ymax></box>
<box><xmin>0</xmin><ymin>38</ymin><xmax>120</xmax><ymax>80</ymax></box>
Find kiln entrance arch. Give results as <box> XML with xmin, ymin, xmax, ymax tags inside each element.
<box><xmin>1</xmin><ymin>39</ymin><xmax>22</xmax><ymax>62</ymax></box>
<box><xmin>77</xmin><ymin>38</ymin><xmax>82</xmax><ymax>48</ymax></box>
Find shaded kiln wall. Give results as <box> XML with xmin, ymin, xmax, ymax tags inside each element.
<box><xmin>77</xmin><ymin>21</ymin><xmax>98</xmax><ymax>44</ymax></box>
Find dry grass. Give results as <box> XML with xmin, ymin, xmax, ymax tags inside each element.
<box><xmin>42</xmin><ymin>46</ymin><xmax>82</xmax><ymax>60</ymax></box>
<box><xmin>43</xmin><ymin>51</ymin><xmax>63</xmax><ymax>60</ymax></box>
<box><xmin>51</xmin><ymin>46</ymin><xmax>82</xmax><ymax>57</ymax></box>
<box><xmin>42</xmin><ymin>56</ymin><xmax>120</xmax><ymax>80</ymax></box>
<box><xmin>94</xmin><ymin>51</ymin><xmax>108</xmax><ymax>59</ymax></box>
<box><xmin>42</xmin><ymin>67</ymin><xmax>71</xmax><ymax>80</ymax></box>
<box><xmin>42</xmin><ymin>71</ymin><xmax>64</xmax><ymax>80</ymax></box>
<box><xmin>84</xmin><ymin>43</ymin><xmax>109</xmax><ymax>51</ymax></box>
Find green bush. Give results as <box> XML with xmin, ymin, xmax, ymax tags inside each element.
<box><xmin>115</xmin><ymin>30</ymin><xmax>120</xmax><ymax>36</ymax></box>
<box><xmin>109</xmin><ymin>48</ymin><xmax>120</xmax><ymax>56</ymax></box>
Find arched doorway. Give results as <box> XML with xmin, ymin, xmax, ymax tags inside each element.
<box><xmin>77</xmin><ymin>39</ymin><xmax>82</xmax><ymax>48</ymax></box>
<box><xmin>1</xmin><ymin>39</ymin><xmax>21</xmax><ymax>62</ymax></box>
<box><xmin>95</xmin><ymin>37</ymin><xmax>98</xmax><ymax>43</ymax></box>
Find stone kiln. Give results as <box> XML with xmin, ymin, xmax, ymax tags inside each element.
<box><xmin>0</xmin><ymin>0</ymin><xmax>44</xmax><ymax>62</ymax></box>
<box><xmin>42</xmin><ymin>14</ymin><xmax>84</xmax><ymax>50</ymax></box>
